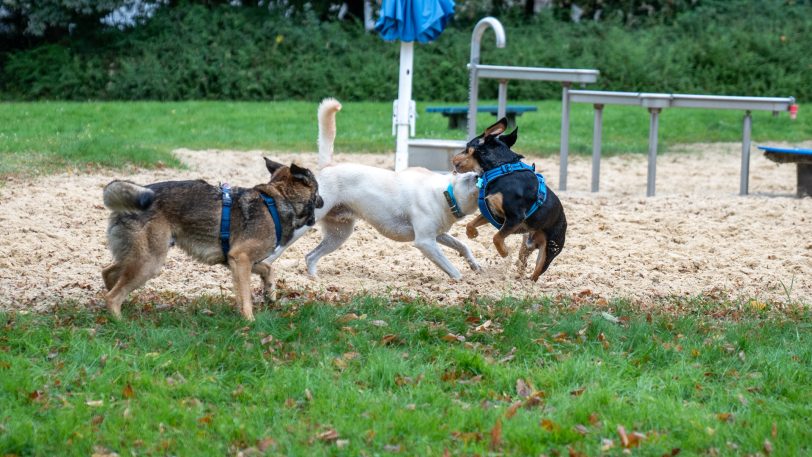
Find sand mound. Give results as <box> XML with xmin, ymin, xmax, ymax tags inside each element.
<box><xmin>1</xmin><ymin>143</ymin><xmax>810</xmax><ymax>312</ymax></box>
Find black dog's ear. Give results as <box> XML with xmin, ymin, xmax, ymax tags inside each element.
<box><xmin>264</xmin><ymin>157</ymin><xmax>285</xmax><ymax>176</ymax></box>
<box><xmin>499</xmin><ymin>127</ymin><xmax>518</xmax><ymax>147</ymax></box>
<box><xmin>482</xmin><ymin>118</ymin><xmax>508</xmax><ymax>138</ymax></box>
<box><xmin>289</xmin><ymin>163</ymin><xmax>312</xmax><ymax>182</ymax></box>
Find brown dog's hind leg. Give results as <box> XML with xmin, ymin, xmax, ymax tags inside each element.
<box><xmin>465</xmin><ymin>214</ymin><xmax>489</xmax><ymax>239</ymax></box>
<box><xmin>530</xmin><ymin>231</ymin><xmax>548</xmax><ymax>281</ymax></box>
<box><xmin>102</xmin><ymin>263</ymin><xmax>121</xmax><ymax>291</ymax></box>
<box><xmin>252</xmin><ymin>261</ymin><xmax>276</xmax><ymax>304</ymax></box>
<box><xmin>228</xmin><ymin>251</ymin><xmax>256</xmax><ymax>321</ymax></box>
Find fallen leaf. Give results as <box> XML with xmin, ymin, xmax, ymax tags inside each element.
<box><xmin>260</xmin><ymin>335</ymin><xmax>274</xmax><ymax>345</ymax></box>
<box><xmin>573</xmin><ymin>424</ymin><xmax>588</xmax><ymax>435</ymax></box>
<box><xmin>305</xmin><ymin>389</ymin><xmax>313</xmax><ymax>401</ymax></box>
<box><xmin>601</xmin><ymin>312</ymin><xmax>620</xmax><ymax>323</ymax></box>
<box><xmin>122</xmin><ymin>384</ymin><xmax>134</xmax><ymax>399</ymax></box>
<box><xmin>335</xmin><ymin>439</ymin><xmax>350</xmax><ymax>449</ymax></box>
<box><xmin>381</xmin><ymin>334</ymin><xmax>399</xmax><ymax>345</ymax></box>
<box><xmin>763</xmin><ymin>439</ymin><xmax>773</xmax><ymax>455</ymax></box>
<box><xmin>257</xmin><ymin>437</ymin><xmax>276</xmax><ymax>452</ymax></box>
<box><xmin>600</xmin><ymin>438</ymin><xmax>614</xmax><ymax>451</ymax></box>
<box><xmin>490</xmin><ymin>419</ymin><xmax>502</xmax><ymax>450</ymax></box>
<box><xmin>717</xmin><ymin>412</ymin><xmax>733</xmax><ymax>422</ymax></box>
<box><xmin>662</xmin><ymin>448</ymin><xmax>681</xmax><ymax>457</ymax></box>
<box><xmin>568</xmin><ymin>446</ymin><xmax>587</xmax><ymax>457</ymax></box>
<box><xmin>505</xmin><ymin>401</ymin><xmax>523</xmax><ymax>419</ymax></box>
<box><xmin>337</xmin><ymin>313</ymin><xmax>359</xmax><ymax>323</ymax></box>
<box><xmin>383</xmin><ymin>444</ymin><xmax>401</xmax><ymax>452</ymax></box>
<box><xmin>197</xmin><ymin>414</ymin><xmax>213</xmax><ymax>425</ymax></box>
<box><xmin>474</xmin><ymin>320</ymin><xmax>492</xmax><ymax>332</ymax></box>
<box><xmin>516</xmin><ymin>378</ymin><xmax>532</xmax><ymax>399</ymax></box>
<box><xmin>91</xmin><ymin>415</ymin><xmax>104</xmax><ymax>426</ymax></box>
<box><xmin>540</xmin><ymin>418</ymin><xmax>559</xmax><ymax>432</ymax></box>
<box><xmin>450</xmin><ymin>431</ymin><xmax>482</xmax><ymax>443</ymax></box>
<box><xmin>86</xmin><ymin>400</ymin><xmax>103</xmax><ymax>407</ymax></box>
<box><xmin>316</xmin><ymin>429</ymin><xmax>339</xmax><ymax>442</ymax></box>
<box><xmin>570</xmin><ymin>387</ymin><xmax>586</xmax><ymax>397</ymax></box>
<box><xmin>442</xmin><ymin>333</ymin><xmax>465</xmax><ymax>343</ymax></box>
<box><xmin>617</xmin><ymin>425</ymin><xmax>629</xmax><ymax>448</ymax></box>
<box><xmin>370</xmin><ymin>320</ymin><xmax>388</xmax><ymax>327</ymax></box>
<box><xmin>588</xmin><ymin>412</ymin><xmax>600</xmax><ymax>426</ymax></box>
<box><xmin>772</xmin><ymin>422</ymin><xmax>777</xmax><ymax>438</ymax></box>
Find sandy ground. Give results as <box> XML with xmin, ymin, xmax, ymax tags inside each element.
<box><xmin>1</xmin><ymin>143</ymin><xmax>810</xmax><ymax>312</ymax></box>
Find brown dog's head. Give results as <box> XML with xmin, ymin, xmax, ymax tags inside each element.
<box><xmin>452</xmin><ymin>118</ymin><xmax>521</xmax><ymax>174</ymax></box>
<box><xmin>262</xmin><ymin>157</ymin><xmax>324</xmax><ymax>228</ymax></box>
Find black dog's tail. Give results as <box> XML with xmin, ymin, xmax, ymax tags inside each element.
<box><xmin>542</xmin><ymin>210</ymin><xmax>567</xmax><ymax>275</ymax></box>
<box><xmin>103</xmin><ymin>180</ymin><xmax>155</xmax><ymax>214</ymax></box>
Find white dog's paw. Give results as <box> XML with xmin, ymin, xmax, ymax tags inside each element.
<box><xmin>468</xmin><ymin>261</ymin><xmax>482</xmax><ymax>272</ymax></box>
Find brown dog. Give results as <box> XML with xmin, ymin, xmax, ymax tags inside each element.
<box><xmin>101</xmin><ymin>158</ymin><xmax>323</xmax><ymax>320</ymax></box>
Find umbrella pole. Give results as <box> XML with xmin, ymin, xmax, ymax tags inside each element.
<box><xmin>395</xmin><ymin>41</ymin><xmax>414</xmax><ymax>172</ymax></box>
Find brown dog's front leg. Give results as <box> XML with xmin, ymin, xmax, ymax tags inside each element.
<box><xmin>465</xmin><ymin>214</ymin><xmax>489</xmax><ymax>239</ymax></box>
<box><xmin>229</xmin><ymin>252</ymin><xmax>256</xmax><ymax>321</ymax></box>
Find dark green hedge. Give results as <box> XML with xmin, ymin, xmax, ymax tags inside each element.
<box><xmin>2</xmin><ymin>1</ymin><xmax>811</xmax><ymax>101</ymax></box>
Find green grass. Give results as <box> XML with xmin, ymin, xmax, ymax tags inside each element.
<box><xmin>1</xmin><ymin>297</ymin><xmax>810</xmax><ymax>456</ymax></box>
<box><xmin>2</xmin><ymin>100</ymin><xmax>810</xmax><ymax>176</ymax></box>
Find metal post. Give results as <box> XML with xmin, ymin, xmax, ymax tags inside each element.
<box><xmin>497</xmin><ymin>80</ymin><xmax>508</xmax><ymax>120</ymax></box>
<box><xmin>591</xmin><ymin>104</ymin><xmax>604</xmax><ymax>192</ymax></box>
<box><xmin>647</xmin><ymin>108</ymin><xmax>660</xmax><ymax>197</ymax></box>
<box><xmin>467</xmin><ymin>17</ymin><xmax>506</xmax><ymax>140</ymax></box>
<box><xmin>559</xmin><ymin>82</ymin><xmax>572</xmax><ymax>191</ymax></box>
<box><xmin>394</xmin><ymin>42</ymin><xmax>414</xmax><ymax>172</ymax></box>
<box><xmin>740</xmin><ymin>110</ymin><xmax>752</xmax><ymax>196</ymax></box>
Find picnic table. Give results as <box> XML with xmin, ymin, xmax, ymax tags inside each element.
<box><xmin>426</xmin><ymin>105</ymin><xmax>537</xmax><ymax>130</ymax></box>
<box><xmin>757</xmin><ymin>146</ymin><xmax>812</xmax><ymax>197</ymax></box>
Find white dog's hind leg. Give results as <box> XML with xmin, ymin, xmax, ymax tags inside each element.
<box><xmin>436</xmin><ymin>233</ymin><xmax>481</xmax><ymax>272</ymax></box>
<box><xmin>305</xmin><ymin>219</ymin><xmax>355</xmax><ymax>277</ymax></box>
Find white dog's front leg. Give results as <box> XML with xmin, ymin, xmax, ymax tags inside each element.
<box><xmin>436</xmin><ymin>233</ymin><xmax>481</xmax><ymax>272</ymax></box>
<box><xmin>414</xmin><ymin>237</ymin><xmax>462</xmax><ymax>280</ymax></box>
<box><xmin>260</xmin><ymin>225</ymin><xmax>314</xmax><ymax>264</ymax></box>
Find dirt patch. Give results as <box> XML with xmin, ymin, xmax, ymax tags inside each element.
<box><xmin>1</xmin><ymin>143</ymin><xmax>810</xmax><ymax>312</ymax></box>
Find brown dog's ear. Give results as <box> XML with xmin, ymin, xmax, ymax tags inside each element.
<box><xmin>499</xmin><ymin>127</ymin><xmax>518</xmax><ymax>147</ymax></box>
<box><xmin>482</xmin><ymin>118</ymin><xmax>508</xmax><ymax>138</ymax></box>
<box><xmin>289</xmin><ymin>163</ymin><xmax>312</xmax><ymax>183</ymax></box>
<box><xmin>264</xmin><ymin>157</ymin><xmax>285</xmax><ymax>176</ymax></box>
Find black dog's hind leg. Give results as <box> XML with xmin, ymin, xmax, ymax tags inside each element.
<box><xmin>539</xmin><ymin>213</ymin><xmax>567</xmax><ymax>277</ymax></box>
<box><xmin>492</xmin><ymin>216</ymin><xmax>523</xmax><ymax>258</ymax></box>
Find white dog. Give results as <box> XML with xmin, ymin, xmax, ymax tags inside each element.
<box><xmin>264</xmin><ymin>98</ymin><xmax>481</xmax><ymax>280</ymax></box>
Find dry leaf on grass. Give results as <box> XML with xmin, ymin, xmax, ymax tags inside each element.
<box><xmin>316</xmin><ymin>429</ymin><xmax>340</xmax><ymax>442</ymax></box>
<box><xmin>442</xmin><ymin>333</ymin><xmax>465</xmax><ymax>343</ymax></box>
<box><xmin>490</xmin><ymin>419</ymin><xmax>502</xmax><ymax>451</ymax></box>
<box><xmin>122</xmin><ymin>384</ymin><xmax>134</xmax><ymax>399</ymax></box>
<box><xmin>516</xmin><ymin>378</ymin><xmax>533</xmax><ymax>399</ymax></box>
<box><xmin>540</xmin><ymin>418</ymin><xmax>559</xmax><ymax>432</ymax></box>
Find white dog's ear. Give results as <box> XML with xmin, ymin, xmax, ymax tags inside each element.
<box><xmin>499</xmin><ymin>127</ymin><xmax>518</xmax><ymax>147</ymax></box>
<box><xmin>482</xmin><ymin>118</ymin><xmax>508</xmax><ymax>138</ymax></box>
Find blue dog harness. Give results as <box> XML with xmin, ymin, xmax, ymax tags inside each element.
<box><xmin>477</xmin><ymin>162</ymin><xmax>548</xmax><ymax>229</ymax></box>
<box><xmin>219</xmin><ymin>184</ymin><xmax>283</xmax><ymax>258</ymax></box>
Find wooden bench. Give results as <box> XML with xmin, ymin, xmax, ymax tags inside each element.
<box><xmin>426</xmin><ymin>105</ymin><xmax>537</xmax><ymax>130</ymax></box>
<box><xmin>757</xmin><ymin>146</ymin><xmax>812</xmax><ymax>197</ymax></box>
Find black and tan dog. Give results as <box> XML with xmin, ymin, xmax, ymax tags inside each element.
<box><xmin>452</xmin><ymin>118</ymin><xmax>566</xmax><ymax>281</ymax></box>
<box><xmin>101</xmin><ymin>158</ymin><xmax>323</xmax><ymax>320</ymax></box>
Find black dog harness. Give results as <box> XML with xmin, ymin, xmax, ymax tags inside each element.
<box><xmin>219</xmin><ymin>184</ymin><xmax>282</xmax><ymax>257</ymax></box>
<box><xmin>477</xmin><ymin>162</ymin><xmax>548</xmax><ymax>229</ymax></box>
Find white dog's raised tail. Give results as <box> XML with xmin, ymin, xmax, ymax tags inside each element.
<box><xmin>318</xmin><ymin>98</ymin><xmax>342</xmax><ymax>167</ymax></box>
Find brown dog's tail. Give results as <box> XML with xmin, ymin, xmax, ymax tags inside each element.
<box><xmin>317</xmin><ymin>97</ymin><xmax>342</xmax><ymax>168</ymax></box>
<box><xmin>103</xmin><ymin>180</ymin><xmax>155</xmax><ymax>214</ymax></box>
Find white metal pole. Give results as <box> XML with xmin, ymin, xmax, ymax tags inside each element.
<box><xmin>740</xmin><ymin>111</ymin><xmax>752</xmax><ymax>196</ymax></box>
<box><xmin>647</xmin><ymin>108</ymin><xmax>660</xmax><ymax>197</ymax></box>
<box><xmin>559</xmin><ymin>83</ymin><xmax>571</xmax><ymax>191</ymax></box>
<box><xmin>395</xmin><ymin>41</ymin><xmax>414</xmax><ymax>172</ymax></box>
<box><xmin>591</xmin><ymin>104</ymin><xmax>604</xmax><ymax>192</ymax></box>
<box><xmin>497</xmin><ymin>80</ymin><xmax>508</xmax><ymax>120</ymax></box>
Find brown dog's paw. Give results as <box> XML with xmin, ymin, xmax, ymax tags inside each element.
<box><xmin>466</xmin><ymin>224</ymin><xmax>479</xmax><ymax>239</ymax></box>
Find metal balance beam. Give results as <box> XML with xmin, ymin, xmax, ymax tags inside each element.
<box><xmin>566</xmin><ymin>91</ymin><xmax>796</xmax><ymax>196</ymax></box>
<box><xmin>466</xmin><ymin>18</ymin><xmax>599</xmax><ymax>193</ymax></box>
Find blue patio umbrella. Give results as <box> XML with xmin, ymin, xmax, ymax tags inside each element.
<box><xmin>375</xmin><ymin>0</ymin><xmax>455</xmax><ymax>171</ymax></box>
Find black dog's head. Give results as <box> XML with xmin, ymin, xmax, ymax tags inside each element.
<box><xmin>452</xmin><ymin>118</ymin><xmax>521</xmax><ymax>174</ymax></box>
